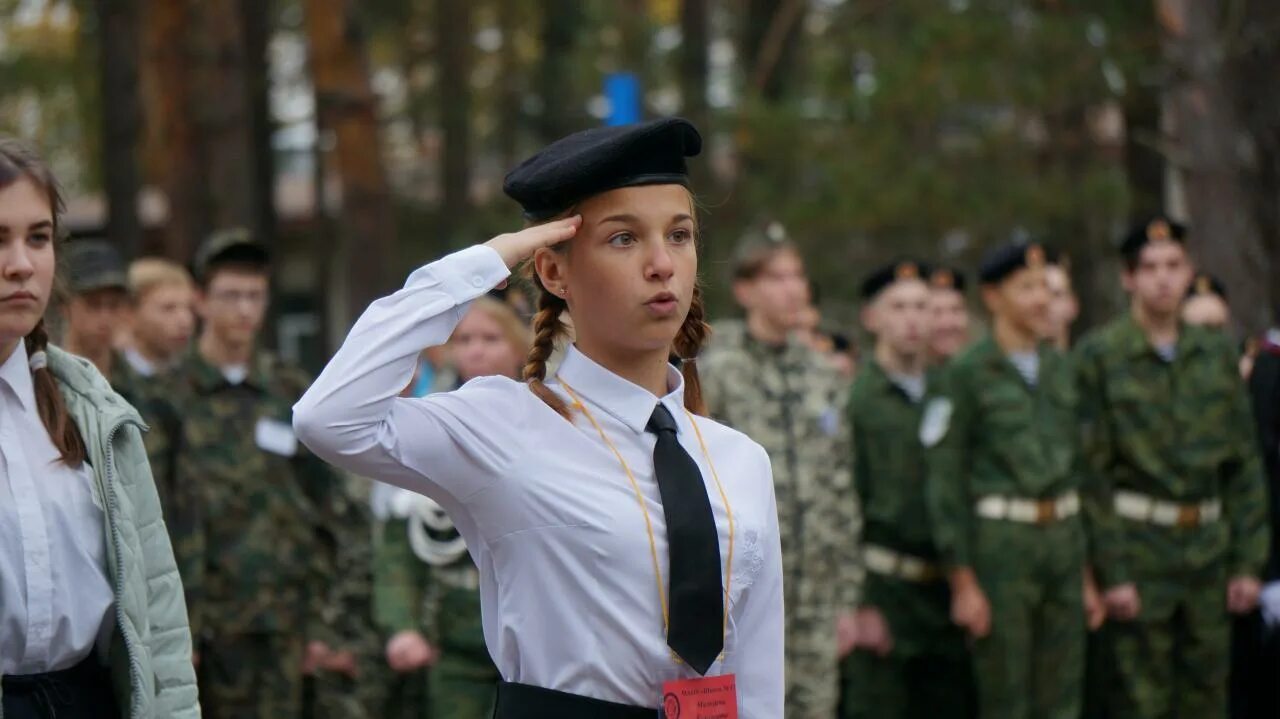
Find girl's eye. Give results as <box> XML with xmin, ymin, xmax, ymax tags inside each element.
<box><xmin>28</xmin><ymin>232</ymin><xmax>51</xmax><ymax>246</ymax></box>
<box><xmin>669</xmin><ymin>228</ymin><xmax>693</xmax><ymax>244</ymax></box>
<box><xmin>608</xmin><ymin>232</ymin><xmax>635</xmax><ymax>247</ymax></box>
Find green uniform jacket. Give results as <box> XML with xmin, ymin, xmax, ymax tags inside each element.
<box><xmin>925</xmin><ymin>336</ymin><xmax>1088</xmax><ymax>569</ymax></box>
<box><xmin>0</xmin><ymin>347</ymin><xmax>200</xmax><ymax>719</ymax></box>
<box><xmin>142</xmin><ymin>349</ymin><xmax>340</xmax><ymax>643</ymax></box>
<box><xmin>849</xmin><ymin>360</ymin><xmax>956</xmax><ymax>652</ymax></box>
<box><xmin>1073</xmin><ymin>315</ymin><xmax>1268</xmax><ymax>587</ymax></box>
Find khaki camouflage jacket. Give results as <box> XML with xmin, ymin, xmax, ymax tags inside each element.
<box><xmin>701</xmin><ymin>321</ymin><xmax>862</xmax><ymax>615</ymax></box>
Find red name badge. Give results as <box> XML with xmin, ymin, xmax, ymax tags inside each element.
<box><xmin>661</xmin><ymin>674</ymin><xmax>738</xmax><ymax>719</ymax></box>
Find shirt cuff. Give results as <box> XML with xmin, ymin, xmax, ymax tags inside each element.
<box><xmin>408</xmin><ymin>244</ymin><xmax>511</xmax><ymax>301</ymax></box>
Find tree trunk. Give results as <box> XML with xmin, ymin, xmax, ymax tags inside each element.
<box><xmin>95</xmin><ymin>0</ymin><xmax>142</xmax><ymax>258</ymax></box>
<box><xmin>437</xmin><ymin>0</ymin><xmax>472</xmax><ymax>237</ymax></box>
<box><xmin>240</xmin><ymin>0</ymin><xmax>277</xmax><ymax>252</ymax></box>
<box><xmin>1159</xmin><ymin>0</ymin><xmax>1271</xmax><ymax>333</ymax></box>
<box><xmin>303</xmin><ymin>0</ymin><xmax>397</xmax><ymax>335</ymax></box>
<box><xmin>743</xmin><ymin>0</ymin><xmax>806</xmax><ymax>103</ymax></box>
<box><xmin>538</xmin><ymin>0</ymin><xmax>582</xmax><ymax>143</ymax></box>
<box><xmin>497</xmin><ymin>0</ymin><xmax>523</xmax><ymax>169</ymax></box>
<box><xmin>680</xmin><ymin>0</ymin><xmax>710</xmax><ymax>131</ymax></box>
<box><xmin>138</xmin><ymin>0</ymin><xmax>204</xmax><ymax>259</ymax></box>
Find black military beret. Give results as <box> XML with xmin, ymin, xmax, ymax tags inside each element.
<box><xmin>1187</xmin><ymin>272</ymin><xmax>1227</xmax><ymax>301</ymax></box>
<box><xmin>979</xmin><ymin>241</ymin><xmax>1051</xmax><ymax>285</ymax></box>
<box><xmin>860</xmin><ymin>258</ymin><xmax>932</xmax><ymax>299</ymax></box>
<box><xmin>503</xmin><ymin>117</ymin><xmax>702</xmax><ymax>221</ymax></box>
<box><xmin>928</xmin><ymin>265</ymin><xmax>967</xmax><ymax>293</ymax></box>
<box><xmin>192</xmin><ymin>227</ymin><xmax>270</xmax><ymax>282</ymax></box>
<box><xmin>1120</xmin><ymin>215</ymin><xmax>1186</xmax><ymax>260</ymax></box>
<box><xmin>64</xmin><ymin>239</ymin><xmax>127</xmax><ymax>294</ymax></box>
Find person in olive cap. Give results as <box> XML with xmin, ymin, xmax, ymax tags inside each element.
<box><xmin>925</xmin><ymin>240</ymin><xmax>1100</xmax><ymax>719</ymax></box>
<box><xmin>60</xmin><ymin>238</ymin><xmax>130</xmax><ymax>379</ymax></box>
<box><xmin>1074</xmin><ymin>216</ymin><xmax>1266</xmax><ymax>719</ymax></box>
<box><xmin>141</xmin><ymin>228</ymin><xmax>366</xmax><ymax>718</ymax></box>
<box><xmin>294</xmin><ymin>117</ymin><xmax>785</xmax><ymax>717</ymax></box>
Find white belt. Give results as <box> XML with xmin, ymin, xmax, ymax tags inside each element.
<box><xmin>1113</xmin><ymin>490</ymin><xmax>1221</xmax><ymax>528</ymax></box>
<box><xmin>863</xmin><ymin>544</ymin><xmax>941</xmax><ymax>582</ymax></box>
<box><xmin>975</xmin><ymin>491</ymin><xmax>1080</xmax><ymax>524</ymax></box>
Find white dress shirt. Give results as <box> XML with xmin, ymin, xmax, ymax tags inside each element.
<box><xmin>294</xmin><ymin>245</ymin><xmax>784</xmax><ymax>715</ymax></box>
<box><xmin>0</xmin><ymin>342</ymin><xmax>114</xmax><ymax>675</ymax></box>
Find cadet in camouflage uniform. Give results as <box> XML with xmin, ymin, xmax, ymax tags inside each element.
<box><xmin>143</xmin><ymin>229</ymin><xmax>349</xmax><ymax>718</ymax></box>
<box><xmin>840</xmin><ymin>260</ymin><xmax>974</xmax><ymax>719</ymax></box>
<box><xmin>1074</xmin><ymin>217</ymin><xmax>1268</xmax><ymax>719</ymax></box>
<box><xmin>925</xmin><ymin>241</ymin><xmax>1089</xmax><ymax>719</ymax></box>
<box><xmin>701</xmin><ymin>236</ymin><xmax>860</xmax><ymax>719</ymax></box>
<box><xmin>925</xmin><ymin>265</ymin><xmax>972</xmax><ymax>365</ymax></box>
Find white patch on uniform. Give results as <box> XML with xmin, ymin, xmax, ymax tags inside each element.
<box><xmin>919</xmin><ymin>398</ymin><xmax>953</xmax><ymax>448</ymax></box>
<box><xmin>254</xmin><ymin>417</ymin><xmax>298</xmax><ymax>457</ymax></box>
<box><xmin>818</xmin><ymin>407</ymin><xmax>841</xmax><ymax>437</ymax></box>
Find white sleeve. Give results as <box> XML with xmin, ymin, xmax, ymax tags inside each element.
<box><xmin>736</xmin><ymin>446</ymin><xmax>785</xmax><ymax>718</ymax></box>
<box><xmin>292</xmin><ymin>244</ymin><xmax>520</xmax><ymax>505</ymax></box>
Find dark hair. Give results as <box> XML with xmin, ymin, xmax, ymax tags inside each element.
<box><xmin>0</xmin><ymin>137</ymin><xmax>87</xmax><ymax>466</ymax></box>
<box><xmin>731</xmin><ymin>237</ymin><xmax>801</xmax><ymax>282</ymax></box>
<box><xmin>521</xmin><ymin>196</ymin><xmax>710</xmax><ymax>418</ymax></box>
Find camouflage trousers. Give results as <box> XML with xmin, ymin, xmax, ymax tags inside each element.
<box><xmin>197</xmin><ymin>632</ymin><xmax>304</xmax><ymax>718</ymax></box>
<box><xmin>972</xmin><ymin>519</ymin><xmax>1085</xmax><ymax>719</ymax></box>
<box><xmin>1107</xmin><ymin>573</ymin><xmax>1229</xmax><ymax>719</ymax></box>
<box><xmin>302</xmin><ymin>647</ymin><xmax>391</xmax><ymax>719</ymax></box>
<box><xmin>429</xmin><ymin>587</ymin><xmax>500</xmax><ymax>718</ymax></box>
<box><xmin>785</xmin><ymin>607</ymin><xmax>840</xmax><ymax>719</ymax></box>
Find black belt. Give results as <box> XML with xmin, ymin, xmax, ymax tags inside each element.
<box><xmin>493</xmin><ymin>681</ymin><xmax>658</xmax><ymax>718</ymax></box>
<box><xmin>2</xmin><ymin>655</ymin><xmax>119</xmax><ymax>719</ymax></box>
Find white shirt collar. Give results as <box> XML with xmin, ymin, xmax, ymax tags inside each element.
<box><xmin>554</xmin><ymin>344</ymin><xmax>686</xmax><ymax>435</ymax></box>
<box><xmin>122</xmin><ymin>346</ymin><xmax>156</xmax><ymax>377</ymax></box>
<box><xmin>0</xmin><ymin>342</ymin><xmax>37</xmax><ymax>412</ymax></box>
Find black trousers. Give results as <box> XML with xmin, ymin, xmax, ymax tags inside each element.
<box><xmin>2</xmin><ymin>656</ymin><xmax>120</xmax><ymax>719</ymax></box>
<box><xmin>1229</xmin><ymin>611</ymin><xmax>1280</xmax><ymax>719</ymax></box>
<box><xmin>493</xmin><ymin>682</ymin><xmax>658</xmax><ymax>719</ymax></box>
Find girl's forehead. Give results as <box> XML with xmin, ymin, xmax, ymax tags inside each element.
<box><xmin>578</xmin><ymin>184</ymin><xmax>694</xmax><ymax>219</ymax></box>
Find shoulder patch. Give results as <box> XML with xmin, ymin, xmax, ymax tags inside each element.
<box><xmin>919</xmin><ymin>397</ymin><xmax>953</xmax><ymax>448</ymax></box>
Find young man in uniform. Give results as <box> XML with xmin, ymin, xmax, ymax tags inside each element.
<box><xmin>119</xmin><ymin>258</ymin><xmax>196</xmax><ymax>378</ymax></box>
<box><xmin>1045</xmin><ymin>254</ymin><xmax>1079</xmax><ymax>351</ymax></box>
<box><xmin>841</xmin><ymin>260</ymin><xmax>974</xmax><ymax>719</ymax></box>
<box><xmin>926</xmin><ymin>241</ymin><xmax>1098</xmax><ymax>719</ymax></box>
<box><xmin>700</xmin><ymin>236</ymin><xmax>860</xmax><ymax>719</ymax></box>
<box><xmin>1074</xmin><ymin>217</ymin><xmax>1267</xmax><ymax>719</ymax></box>
<box><xmin>144</xmin><ymin>229</ymin><xmax>363</xmax><ymax>717</ymax></box>
<box><xmin>60</xmin><ymin>239</ymin><xmax>130</xmax><ymax>378</ymax></box>
<box><xmin>925</xmin><ymin>265</ymin><xmax>971</xmax><ymax>365</ymax></box>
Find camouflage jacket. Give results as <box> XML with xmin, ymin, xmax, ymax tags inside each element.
<box><xmin>141</xmin><ymin>348</ymin><xmax>340</xmax><ymax>640</ymax></box>
<box><xmin>701</xmin><ymin>321</ymin><xmax>861</xmax><ymax>614</ymax></box>
<box><xmin>924</xmin><ymin>336</ymin><xmax>1088</xmax><ymax>569</ymax></box>
<box><xmin>849</xmin><ymin>360</ymin><xmax>941</xmax><ymax>561</ymax></box>
<box><xmin>1074</xmin><ymin>315</ymin><xmax>1268</xmax><ymax>586</ymax></box>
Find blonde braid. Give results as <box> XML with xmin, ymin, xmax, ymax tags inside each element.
<box><xmin>523</xmin><ymin>286</ymin><xmax>572</xmax><ymax>419</ymax></box>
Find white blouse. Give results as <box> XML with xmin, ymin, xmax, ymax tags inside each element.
<box><xmin>0</xmin><ymin>342</ymin><xmax>114</xmax><ymax>675</ymax></box>
<box><xmin>293</xmin><ymin>245</ymin><xmax>784</xmax><ymax>715</ymax></box>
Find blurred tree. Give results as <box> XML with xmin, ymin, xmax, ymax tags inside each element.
<box><xmin>91</xmin><ymin>0</ymin><xmax>142</xmax><ymax>257</ymax></box>
<box><xmin>437</xmin><ymin>0</ymin><xmax>473</xmax><ymax>236</ymax></box>
<box><xmin>537</xmin><ymin>0</ymin><xmax>582</xmax><ymax>143</ymax></box>
<box><xmin>304</xmin><ymin>0</ymin><xmax>397</xmax><ymax>329</ymax></box>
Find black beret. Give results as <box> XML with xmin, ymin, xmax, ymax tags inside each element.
<box><xmin>1187</xmin><ymin>273</ymin><xmax>1227</xmax><ymax>301</ymax></box>
<box><xmin>979</xmin><ymin>241</ymin><xmax>1051</xmax><ymax>285</ymax></box>
<box><xmin>928</xmin><ymin>265</ymin><xmax>967</xmax><ymax>293</ymax></box>
<box><xmin>1120</xmin><ymin>215</ymin><xmax>1186</xmax><ymax>260</ymax></box>
<box><xmin>503</xmin><ymin>117</ymin><xmax>702</xmax><ymax>221</ymax></box>
<box><xmin>193</xmin><ymin>227</ymin><xmax>270</xmax><ymax>282</ymax></box>
<box><xmin>860</xmin><ymin>258</ymin><xmax>932</xmax><ymax>299</ymax></box>
<box><xmin>64</xmin><ymin>239</ymin><xmax>127</xmax><ymax>294</ymax></box>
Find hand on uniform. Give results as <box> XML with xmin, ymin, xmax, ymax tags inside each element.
<box><xmin>851</xmin><ymin>607</ymin><xmax>894</xmax><ymax>657</ymax></box>
<box><xmin>1226</xmin><ymin>576</ymin><xmax>1262</xmax><ymax>614</ymax></box>
<box><xmin>1103</xmin><ymin>583</ymin><xmax>1141</xmax><ymax>621</ymax></box>
<box><xmin>951</xmin><ymin>582</ymin><xmax>991</xmax><ymax>639</ymax></box>
<box><xmin>1083</xmin><ymin>568</ymin><xmax>1107</xmax><ymax>631</ymax></box>
<box><xmin>483</xmin><ymin>215</ymin><xmax>583</xmax><ymax>284</ymax></box>
<box><xmin>386</xmin><ymin>630</ymin><xmax>437</xmax><ymax>673</ymax></box>
<box><xmin>836</xmin><ymin>611</ymin><xmax>859</xmax><ymax>658</ymax></box>
<box><xmin>302</xmin><ymin>640</ymin><xmax>331</xmax><ymax>676</ymax></box>
<box><xmin>322</xmin><ymin>648</ymin><xmax>360</xmax><ymax>678</ymax></box>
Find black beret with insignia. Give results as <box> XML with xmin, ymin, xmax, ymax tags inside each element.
<box><xmin>1186</xmin><ymin>272</ymin><xmax>1227</xmax><ymax>301</ymax></box>
<box><xmin>860</xmin><ymin>258</ymin><xmax>932</xmax><ymax>299</ymax></box>
<box><xmin>503</xmin><ymin>117</ymin><xmax>702</xmax><ymax>221</ymax></box>
<box><xmin>1120</xmin><ymin>215</ymin><xmax>1186</xmax><ymax>263</ymax></box>
<box><xmin>979</xmin><ymin>241</ymin><xmax>1051</xmax><ymax>285</ymax></box>
<box><xmin>928</xmin><ymin>265</ymin><xmax>967</xmax><ymax>293</ymax></box>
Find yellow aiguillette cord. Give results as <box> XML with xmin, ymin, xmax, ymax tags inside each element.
<box><xmin>558</xmin><ymin>380</ymin><xmax>735</xmax><ymax>662</ymax></box>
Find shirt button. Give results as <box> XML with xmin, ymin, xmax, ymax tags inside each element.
<box><xmin>471</xmin><ymin>276</ymin><xmax>485</xmax><ymax>287</ymax></box>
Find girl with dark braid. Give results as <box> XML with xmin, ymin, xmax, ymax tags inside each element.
<box><xmin>295</xmin><ymin>118</ymin><xmax>783</xmax><ymax>717</ymax></box>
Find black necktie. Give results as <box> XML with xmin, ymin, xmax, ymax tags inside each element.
<box><xmin>646</xmin><ymin>403</ymin><xmax>724</xmax><ymax>674</ymax></box>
